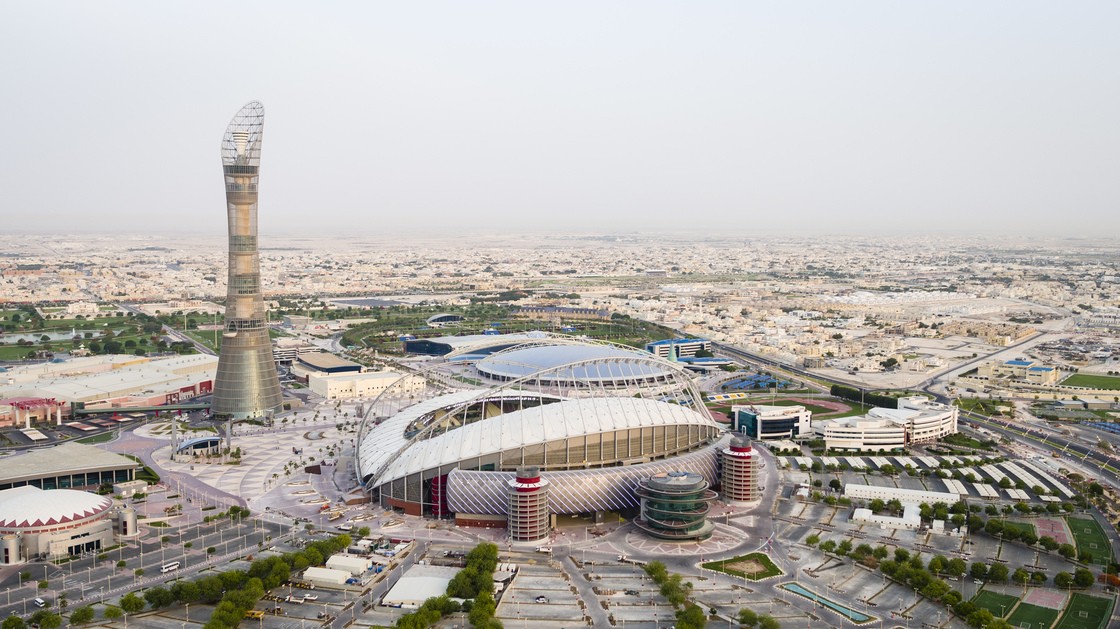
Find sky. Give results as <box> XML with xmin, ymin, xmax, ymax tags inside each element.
<box><xmin>1</xmin><ymin>2</ymin><xmax>1118</xmax><ymax>237</ymax></box>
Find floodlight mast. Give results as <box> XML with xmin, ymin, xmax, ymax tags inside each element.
<box><xmin>211</xmin><ymin>102</ymin><xmax>283</xmax><ymax>422</ymax></box>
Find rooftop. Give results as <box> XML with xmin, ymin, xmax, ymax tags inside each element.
<box><xmin>0</xmin><ymin>442</ymin><xmax>138</xmax><ymax>485</ymax></box>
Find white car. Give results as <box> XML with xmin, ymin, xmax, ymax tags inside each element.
<box><xmin>303</xmin><ymin>594</ymin><xmax>319</xmax><ymax>601</ymax></box>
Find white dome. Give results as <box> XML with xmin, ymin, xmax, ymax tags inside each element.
<box><xmin>0</xmin><ymin>486</ymin><xmax>113</xmax><ymax>530</ymax></box>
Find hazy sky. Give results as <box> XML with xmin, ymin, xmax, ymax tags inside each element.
<box><xmin>2</xmin><ymin>2</ymin><xmax>1117</xmax><ymax>237</ymax></box>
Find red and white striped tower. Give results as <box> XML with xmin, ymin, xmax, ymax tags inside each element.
<box><xmin>721</xmin><ymin>437</ymin><xmax>761</xmax><ymax>505</ymax></box>
<box><xmin>507</xmin><ymin>466</ymin><xmax>550</xmax><ymax>543</ymax></box>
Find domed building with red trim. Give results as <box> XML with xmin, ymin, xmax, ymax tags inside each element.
<box><xmin>0</xmin><ymin>486</ymin><xmax>119</xmax><ymax>565</ymax></box>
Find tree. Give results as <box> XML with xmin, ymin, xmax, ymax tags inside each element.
<box><xmin>1058</xmin><ymin>544</ymin><xmax>1077</xmax><ymax>559</ymax></box>
<box><xmin>1073</xmin><ymin>568</ymin><xmax>1095</xmax><ymax>588</ymax></box>
<box><xmin>870</xmin><ymin>498</ymin><xmax>885</xmax><ymax>513</ymax></box>
<box><xmin>26</xmin><ymin>612</ymin><xmax>60</xmax><ymax>629</ymax></box>
<box><xmin>2</xmin><ymin>616</ymin><xmax>27</xmax><ymax>629</ymax></box>
<box><xmin>738</xmin><ymin>608</ymin><xmax>759</xmax><ymax>627</ymax></box>
<box><xmin>70</xmin><ymin>606</ymin><xmax>95</xmax><ymax>624</ymax></box>
<box><xmin>104</xmin><ymin>607</ymin><xmax>122</xmax><ymax>619</ymax></box>
<box><xmin>946</xmin><ymin>558</ymin><xmax>967</xmax><ymax>577</ymax></box>
<box><xmin>819</xmin><ymin>540</ymin><xmax>837</xmax><ymax>554</ymax></box>
<box><xmin>758</xmin><ymin>616</ymin><xmax>781</xmax><ymax>629</ymax></box>
<box><xmin>674</xmin><ymin>604</ymin><xmax>707</xmax><ymax>629</ymax></box>
<box><xmin>970</xmin><ymin>562</ymin><xmax>988</xmax><ymax>580</ymax></box>
<box><xmin>1012</xmin><ymin>568</ymin><xmax>1030</xmax><ymax>585</ymax></box>
<box><xmin>119</xmin><ymin>592</ymin><xmax>146</xmax><ymax>614</ymax></box>
<box><xmin>144</xmin><ymin>586</ymin><xmax>174</xmax><ymax>609</ymax></box>
<box><xmin>829</xmin><ymin>478</ymin><xmax>842</xmax><ymax>492</ymax></box>
<box><xmin>927</xmin><ymin>555</ymin><xmax>946</xmax><ymax>575</ymax></box>
<box><xmin>1039</xmin><ymin>536</ymin><xmax>1059</xmax><ymax>551</ymax></box>
<box><xmin>988</xmin><ymin>563</ymin><xmax>1009</xmax><ymax>583</ymax></box>
<box><xmin>805</xmin><ymin>533</ymin><xmax>820</xmax><ymax>546</ymax></box>
<box><xmin>1054</xmin><ymin>572</ymin><xmax>1073</xmax><ymax>588</ymax></box>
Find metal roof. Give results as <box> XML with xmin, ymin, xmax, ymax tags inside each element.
<box><xmin>363</xmin><ymin>396</ymin><xmax>718</xmax><ymax>489</ymax></box>
<box><xmin>0</xmin><ymin>485</ymin><xmax>113</xmax><ymax>530</ymax></box>
<box><xmin>0</xmin><ymin>442</ymin><xmax>138</xmax><ymax>485</ymax></box>
<box><xmin>476</xmin><ymin>344</ymin><xmax>670</xmax><ymax>381</ymax></box>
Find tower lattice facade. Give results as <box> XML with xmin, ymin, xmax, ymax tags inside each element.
<box><xmin>211</xmin><ymin>102</ymin><xmax>283</xmax><ymax>420</ymax></box>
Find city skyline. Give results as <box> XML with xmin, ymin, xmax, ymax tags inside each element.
<box><xmin>1</xmin><ymin>2</ymin><xmax>1118</xmax><ymax>237</ymax></box>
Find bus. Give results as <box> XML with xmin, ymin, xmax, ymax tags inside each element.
<box><xmin>160</xmin><ymin>561</ymin><xmax>181</xmax><ymax>573</ymax></box>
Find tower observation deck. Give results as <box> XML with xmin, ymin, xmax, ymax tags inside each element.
<box><xmin>211</xmin><ymin>102</ymin><xmax>283</xmax><ymax>420</ymax></box>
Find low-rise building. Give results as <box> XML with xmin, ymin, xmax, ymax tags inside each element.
<box><xmin>844</xmin><ymin>483</ymin><xmax>961</xmax><ymax>504</ymax></box>
<box><xmin>814</xmin><ymin>396</ymin><xmax>956</xmax><ymax>451</ymax></box>
<box><xmin>851</xmin><ymin>505</ymin><xmax>921</xmax><ymax>530</ymax></box>
<box><xmin>977</xmin><ymin>359</ymin><xmax>1059</xmax><ymax>385</ymax></box>
<box><xmin>308</xmin><ymin>371</ymin><xmax>422</xmax><ymax>400</ymax></box>
<box><xmin>731</xmin><ymin>404</ymin><xmax>811</xmax><ymax>440</ymax></box>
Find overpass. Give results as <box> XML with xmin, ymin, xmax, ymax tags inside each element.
<box><xmin>73</xmin><ymin>403</ymin><xmax>210</xmax><ymax>416</ymax></box>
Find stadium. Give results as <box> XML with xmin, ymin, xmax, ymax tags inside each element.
<box><xmin>356</xmin><ymin>339</ymin><xmax>732</xmax><ymax>528</ymax></box>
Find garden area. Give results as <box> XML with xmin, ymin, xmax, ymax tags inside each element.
<box><xmin>701</xmin><ymin>552</ymin><xmax>782</xmax><ymax>580</ymax></box>
<box><xmin>0</xmin><ymin>307</ymin><xmax>194</xmax><ymax>360</ymax></box>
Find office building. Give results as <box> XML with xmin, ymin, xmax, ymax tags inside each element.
<box><xmin>732</xmin><ymin>404</ymin><xmax>811</xmax><ymax>440</ymax></box>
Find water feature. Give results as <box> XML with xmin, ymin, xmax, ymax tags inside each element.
<box><xmin>780</xmin><ymin>582</ymin><xmax>873</xmax><ymax>623</ymax></box>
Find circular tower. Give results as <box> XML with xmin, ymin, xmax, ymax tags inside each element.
<box><xmin>635</xmin><ymin>471</ymin><xmax>717</xmax><ymax>541</ymax></box>
<box><xmin>507</xmin><ymin>466</ymin><xmax>550</xmax><ymax>543</ymax></box>
<box><xmin>721</xmin><ymin>437</ymin><xmax>762</xmax><ymax>505</ymax></box>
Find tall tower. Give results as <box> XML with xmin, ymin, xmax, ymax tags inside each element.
<box><xmin>721</xmin><ymin>437</ymin><xmax>762</xmax><ymax>504</ymax></box>
<box><xmin>211</xmin><ymin>102</ymin><xmax>283</xmax><ymax>421</ymax></box>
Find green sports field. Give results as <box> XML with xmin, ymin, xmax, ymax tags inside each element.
<box><xmin>973</xmin><ymin>590</ymin><xmax>1018</xmax><ymax>617</ymax></box>
<box><xmin>1067</xmin><ymin>516</ymin><xmax>1113</xmax><ymax>564</ymax></box>
<box><xmin>1007</xmin><ymin>602</ymin><xmax>1060</xmax><ymax>629</ymax></box>
<box><xmin>1055</xmin><ymin>593</ymin><xmax>1113</xmax><ymax>629</ymax></box>
<box><xmin>1060</xmin><ymin>373</ymin><xmax>1120</xmax><ymax>390</ymax></box>
<box><xmin>1002</xmin><ymin>520</ymin><xmax>1037</xmax><ymax>537</ymax></box>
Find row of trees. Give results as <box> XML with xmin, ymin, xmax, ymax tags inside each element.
<box><xmin>829</xmin><ymin>384</ymin><xmax>898</xmax><ymax>409</ymax></box>
<box><xmin>809</xmin><ymin>533</ymin><xmax>1100</xmax><ymax>628</ymax></box>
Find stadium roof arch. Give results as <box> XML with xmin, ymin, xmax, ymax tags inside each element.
<box><xmin>355</xmin><ymin>349</ymin><xmax>715</xmax><ymax>495</ymax></box>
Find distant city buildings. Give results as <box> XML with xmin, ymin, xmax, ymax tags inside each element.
<box><xmin>645</xmin><ymin>338</ymin><xmax>711</xmax><ymax>359</ymax></box>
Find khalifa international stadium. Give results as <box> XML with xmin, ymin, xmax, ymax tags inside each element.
<box><xmin>354</xmin><ymin>337</ymin><xmax>758</xmax><ymax>539</ymax></box>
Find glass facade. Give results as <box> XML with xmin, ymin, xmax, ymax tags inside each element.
<box><xmin>635</xmin><ymin>471</ymin><xmax>716</xmax><ymax>541</ymax></box>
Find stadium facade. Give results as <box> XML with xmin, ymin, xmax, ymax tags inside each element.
<box><xmin>357</xmin><ymin>340</ymin><xmax>757</xmax><ymax>540</ymax></box>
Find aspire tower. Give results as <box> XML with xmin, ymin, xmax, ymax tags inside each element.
<box><xmin>211</xmin><ymin>102</ymin><xmax>283</xmax><ymax>420</ymax></box>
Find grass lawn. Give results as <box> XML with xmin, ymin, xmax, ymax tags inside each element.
<box><xmin>76</xmin><ymin>432</ymin><xmax>116</xmax><ymax>445</ymax></box>
<box><xmin>1067</xmin><ymin>516</ymin><xmax>1113</xmax><ymax>565</ymax></box>
<box><xmin>1061</xmin><ymin>373</ymin><xmax>1120</xmax><ymax>390</ymax></box>
<box><xmin>702</xmin><ymin>552</ymin><xmax>783</xmax><ymax>580</ymax></box>
<box><xmin>1007</xmin><ymin>602</ymin><xmax>1061</xmax><ymax>629</ymax></box>
<box><xmin>185</xmin><ymin>329</ymin><xmax>222</xmax><ymax>351</ymax></box>
<box><xmin>1001</xmin><ymin>520</ymin><xmax>1037</xmax><ymax>537</ymax></box>
<box><xmin>972</xmin><ymin>590</ymin><xmax>1018</xmax><ymax>617</ymax></box>
<box><xmin>1055</xmin><ymin>593</ymin><xmax>1113</xmax><ymax>629</ymax></box>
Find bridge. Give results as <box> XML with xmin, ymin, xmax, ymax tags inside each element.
<box><xmin>72</xmin><ymin>403</ymin><xmax>210</xmax><ymax>416</ymax></box>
